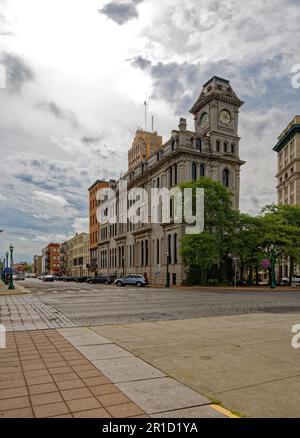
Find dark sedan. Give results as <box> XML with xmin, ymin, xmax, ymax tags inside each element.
<box><xmin>86</xmin><ymin>276</ymin><xmax>115</xmax><ymax>285</ymax></box>
<box><xmin>75</xmin><ymin>276</ymin><xmax>91</xmax><ymax>283</ymax></box>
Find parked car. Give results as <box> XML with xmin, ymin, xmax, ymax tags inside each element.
<box><xmin>14</xmin><ymin>275</ymin><xmax>25</xmax><ymax>281</ymax></box>
<box><xmin>75</xmin><ymin>276</ymin><xmax>92</xmax><ymax>283</ymax></box>
<box><xmin>114</xmin><ymin>275</ymin><xmax>147</xmax><ymax>288</ymax></box>
<box><xmin>63</xmin><ymin>276</ymin><xmax>77</xmax><ymax>282</ymax></box>
<box><xmin>292</xmin><ymin>276</ymin><xmax>300</xmax><ymax>287</ymax></box>
<box><xmin>86</xmin><ymin>276</ymin><xmax>115</xmax><ymax>285</ymax></box>
<box><xmin>280</xmin><ymin>278</ymin><xmax>290</xmax><ymax>286</ymax></box>
<box><xmin>43</xmin><ymin>275</ymin><xmax>55</xmax><ymax>283</ymax></box>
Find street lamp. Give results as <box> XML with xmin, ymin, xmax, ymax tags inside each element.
<box><xmin>5</xmin><ymin>252</ymin><xmax>9</xmax><ymax>285</ymax></box>
<box><xmin>270</xmin><ymin>244</ymin><xmax>276</xmax><ymax>289</ymax></box>
<box><xmin>166</xmin><ymin>252</ymin><xmax>170</xmax><ymax>288</ymax></box>
<box><xmin>8</xmin><ymin>244</ymin><xmax>15</xmax><ymax>290</ymax></box>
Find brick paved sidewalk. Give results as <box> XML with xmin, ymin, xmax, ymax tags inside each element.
<box><xmin>0</xmin><ymin>330</ymin><xmax>146</xmax><ymax>418</ymax></box>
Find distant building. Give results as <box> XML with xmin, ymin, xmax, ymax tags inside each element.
<box><xmin>274</xmin><ymin>115</ymin><xmax>300</xmax><ymax>206</ymax></box>
<box><xmin>65</xmin><ymin>233</ymin><xmax>90</xmax><ymax>277</ymax></box>
<box><xmin>128</xmin><ymin>130</ymin><xmax>163</xmax><ymax>172</ymax></box>
<box><xmin>274</xmin><ymin>115</ymin><xmax>300</xmax><ymax>278</ymax></box>
<box><xmin>59</xmin><ymin>242</ymin><xmax>68</xmax><ymax>276</ymax></box>
<box><xmin>42</xmin><ymin>243</ymin><xmax>60</xmax><ymax>275</ymax></box>
<box><xmin>88</xmin><ymin>180</ymin><xmax>109</xmax><ymax>275</ymax></box>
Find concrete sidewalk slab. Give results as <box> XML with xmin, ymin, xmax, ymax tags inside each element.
<box><xmin>59</xmin><ymin>327</ymin><xmax>225</xmax><ymax>418</ymax></box>
<box><xmin>117</xmin><ymin>377</ymin><xmax>210</xmax><ymax>415</ymax></box>
<box><xmin>92</xmin><ymin>356</ymin><xmax>165</xmax><ymax>383</ymax></box>
<box><xmin>76</xmin><ymin>344</ymin><xmax>133</xmax><ymax>361</ymax></box>
<box><xmin>91</xmin><ymin>313</ymin><xmax>300</xmax><ymax>418</ymax></box>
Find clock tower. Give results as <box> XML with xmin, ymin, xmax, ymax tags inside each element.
<box><xmin>190</xmin><ymin>76</ymin><xmax>245</xmax><ymax>209</ymax></box>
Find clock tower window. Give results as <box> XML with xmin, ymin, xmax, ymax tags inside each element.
<box><xmin>222</xmin><ymin>169</ymin><xmax>230</xmax><ymax>188</ymax></box>
<box><xmin>196</xmin><ymin>138</ymin><xmax>202</xmax><ymax>152</ymax></box>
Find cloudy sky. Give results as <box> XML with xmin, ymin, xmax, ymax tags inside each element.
<box><xmin>0</xmin><ymin>0</ymin><xmax>300</xmax><ymax>262</ymax></box>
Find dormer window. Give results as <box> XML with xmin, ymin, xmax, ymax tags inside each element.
<box><xmin>156</xmin><ymin>152</ymin><xmax>160</xmax><ymax>162</ymax></box>
<box><xmin>196</xmin><ymin>138</ymin><xmax>202</xmax><ymax>152</ymax></box>
<box><xmin>171</xmin><ymin>140</ymin><xmax>176</xmax><ymax>151</ymax></box>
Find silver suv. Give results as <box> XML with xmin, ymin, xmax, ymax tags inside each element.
<box><xmin>114</xmin><ymin>275</ymin><xmax>147</xmax><ymax>288</ymax></box>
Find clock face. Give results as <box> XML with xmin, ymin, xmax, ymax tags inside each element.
<box><xmin>220</xmin><ymin>110</ymin><xmax>231</xmax><ymax>125</ymax></box>
<box><xmin>199</xmin><ymin>112</ymin><xmax>208</xmax><ymax>129</ymax></box>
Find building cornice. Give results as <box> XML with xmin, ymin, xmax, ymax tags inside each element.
<box><xmin>273</xmin><ymin>125</ymin><xmax>300</xmax><ymax>153</ymax></box>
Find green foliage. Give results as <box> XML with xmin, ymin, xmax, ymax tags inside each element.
<box><xmin>179</xmin><ymin>180</ymin><xmax>300</xmax><ymax>285</ymax></box>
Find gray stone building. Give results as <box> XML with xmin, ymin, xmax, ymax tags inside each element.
<box><xmin>97</xmin><ymin>76</ymin><xmax>245</xmax><ymax>285</ymax></box>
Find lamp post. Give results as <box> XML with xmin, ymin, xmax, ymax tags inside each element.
<box><xmin>270</xmin><ymin>244</ymin><xmax>276</xmax><ymax>289</ymax></box>
<box><xmin>5</xmin><ymin>252</ymin><xmax>9</xmax><ymax>285</ymax></box>
<box><xmin>8</xmin><ymin>244</ymin><xmax>15</xmax><ymax>290</ymax></box>
<box><xmin>166</xmin><ymin>252</ymin><xmax>170</xmax><ymax>288</ymax></box>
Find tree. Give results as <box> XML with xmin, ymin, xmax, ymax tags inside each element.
<box><xmin>179</xmin><ymin>177</ymin><xmax>236</xmax><ymax>284</ymax></box>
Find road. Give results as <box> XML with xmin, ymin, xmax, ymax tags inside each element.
<box><xmin>19</xmin><ymin>279</ymin><xmax>300</xmax><ymax>327</ymax></box>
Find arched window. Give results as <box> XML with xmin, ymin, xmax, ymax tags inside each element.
<box><xmin>196</xmin><ymin>138</ymin><xmax>202</xmax><ymax>152</ymax></box>
<box><xmin>192</xmin><ymin>163</ymin><xmax>197</xmax><ymax>181</ymax></box>
<box><xmin>200</xmin><ymin>164</ymin><xmax>205</xmax><ymax>177</ymax></box>
<box><xmin>222</xmin><ymin>169</ymin><xmax>230</xmax><ymax>188</ymax></box>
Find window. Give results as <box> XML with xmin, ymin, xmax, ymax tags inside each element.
<box><xmin>145</xmin><ymin>240</ymin><xmax>149</xmax><ymax>266</ymax></box>
<box><xmin>156</xmin><ymin>239</ymin><xmax>160</xmax><ymax>265</ymax></box>
<box><xmin>174</xmin><ymin>164</ymin><xmax>178</xmax><ymax>185</ymax></box>
<box><xmin>224</xmin><ymin>142</ymin><xmax>228</xmax><ymax>153</ymax></box>
<box><xmin>169</xmin><ymin>167</ymin><xmax>173</xmax><ymax>187</ymax></box>
<box><xmin>168</xmin><ymin>235</ymin><xmax>172</xmax><ymax>264</ymax></box>
<box><xmin>196</xmin><ymin>138</ymin><xmax>202</xmax><ymax>152</ymax></box>
<box><xmin>174</xmin><ymin>234</ymin><xmax>178</xmax><ymax>264</ymax></box>
<box><xmin>222</xmin><ymin>169</ymin><xmax>230</xmax><ymax>188</ymax></box>
<box><xmin>192</xmin><ymin>163</ymin><xmax>197</xmax><ymax>181</ymax></box>
<box><xmin>171</xmin><ymin>140</ymin><xmax>175</xmax><ymax>151</ymax></box>
<box><xmin>141</xmin><ymin>241</ymin><xmax>144</xmax><ymax>266</ymax></box>
<box><xmin>200</xmin><ymin>164</ymin><xmax>205</xmax><ymax>177</ymax></box>
<box><xmin>216</xmin><ymin>140</ymin><xmax>220</xmax><ymax>152</ymax></box>
<box><xmin>231</xmin><ymin>143</ymin><xmax>235</xmax><ymax>154</ymax></box>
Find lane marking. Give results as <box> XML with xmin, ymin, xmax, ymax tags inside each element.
<box><xmin>210</xmin><ymin>404</ymin><xmax>240</xmax><ymax>418</ymax></box>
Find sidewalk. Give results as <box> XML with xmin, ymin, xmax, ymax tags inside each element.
<box><xmin>0</xmin><ymin>329</ymin><xmax>145</xmax><ymax>418</ymax></box>
<box><xmin>0</xmin><ymin>327</ymin><xmax>229</xmax><ymax>418</ymax></box>
<box><xmin>0</xmin><ymin>281</ymin><xmax>30</xmax><ymax>296</ymax></box>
